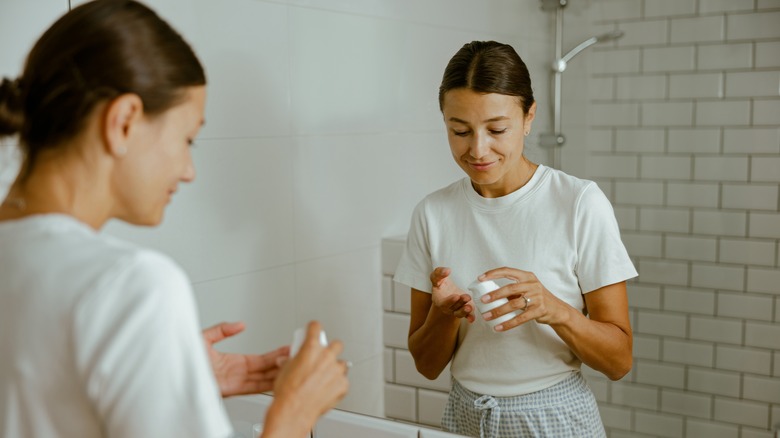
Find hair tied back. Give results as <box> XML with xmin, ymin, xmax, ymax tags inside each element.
<box><xmin>0</xmin><ymin>77</ymin><xmax>25</xmax><ymax>136</ymax></box>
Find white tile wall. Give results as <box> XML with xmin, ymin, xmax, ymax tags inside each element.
<box><xmin>643</xmin><ymin>46</ymin><xmax>696</xmax><ymax>72</ymax></box>
<box><xmin>667</xmin><ymin>182</ymin><xmax>720</xmax><ymax>208</ymax></box>
<box><xmin>643</xmin><ymin>0</ymin><xmax>696</xmax><ymax>18</ymax></box>
<box><xmin>750</xmin><ymin>212</ymin><xmax>780</xmax><ymax>238</ymax></box>
<box><xmin>669</xmin><ymin>72</ymin><xmax>724</xmax><ymax>99</ymax></box>
<box><xmin>696</xmin><ymin>100</ymin><xmax>752</xmax><ymax>126</ymax></box>
<box><xmin>754</xmin><ymin>100</ymin><xmax>780</xmax><ymax>125</ymax></box>
<box><xmin>700</xmin><ymin>0</ymin><xmax>756</xmax><ymax>13</ymax></box>
<box><xmin>687</xmin><ymin>368</ymin><xmax>741</xmax><ymax>397</ymax></box>
<box><xmin>634</xmin><ymin>410</ymin><xmax>684</xmax><ymax>437</ymax></box>
<box><xmin>695</xmin><ymin>156</ymin><xmax>749</xmax><ymax>181</ymax></box>
<box><xmin>698</xmin><ymin>43</ymin><xmax>753</xmax><ymax>70</ymax></box>
<box><xmin>670</xmin><ymin>16</ymin><xmax>725</xmax><ymax>44</ymax></box>
<box><xmin>668</xmin><ymin>128</ymin><xmax>722</xmax><ymax>153</ymax></box>
<box><xmin>615</xmin><ymin>129</ymin><xmax>666</xmax><ymax>153</ymax></box>
<box><xmin>756</xmin><ymin>42</ymin><xmax>780</xmax><ymax>68</ymax></box>
<box><xmin>662</xmin><ymin>338</ymin><xmax>714</xmax><ymax>367</ymax></box>
<box><xmin>660</xmin><ymin>389</ymin><xmax>712</xmax><ymax>419</ymax></box>
<box><xmin>724</xmin><ymin>128</ymin><xmax>780</xmax><ymax>154</ymax></box>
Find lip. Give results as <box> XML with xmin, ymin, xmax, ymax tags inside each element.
<box><xmin>468</xmin><ymin>161</ymin><xmax>497</xmax><ymax>171</ymax></box>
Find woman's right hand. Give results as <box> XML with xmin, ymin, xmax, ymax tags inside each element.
<box><xmin>261</xmin><ymin>321</ymin><xmax>349</xmax><ymax>438</ymax></box>
<box><xmin>430</xmin><ymin>267</ymin><xmax>475</xmax><ymax>323</ymax></box>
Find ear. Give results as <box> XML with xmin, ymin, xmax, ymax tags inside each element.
<box><xmin>524</xmin><ymin>101</ymin><xmax>537</xmax><ymax>125</ymax></box>
<box><xmin>103</xmin><ymin>93</ymin><xmax>144</xmax><ymax>157</ymax></box>
<box><xmin>523</xmin><ymin>101</ymin><xmax>537</xmax><ymax>136</ymax></box>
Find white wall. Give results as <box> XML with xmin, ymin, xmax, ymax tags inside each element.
<box><xmin>0</xmin><ymin>0</ymin><xmax>550</xmax><ymax>418</ymax></box>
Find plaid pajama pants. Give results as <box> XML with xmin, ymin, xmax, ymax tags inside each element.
<box><xmin>441</xmin><ymin>371</ymin><xmax>606</xmax><ymax>438</ymax></box>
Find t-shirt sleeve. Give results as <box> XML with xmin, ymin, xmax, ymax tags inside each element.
<box><xmin>393</xmin><ymin>201</ymin><xmax>434</xmax><ymax>293</ymax></box>
<box><xmin>72</xmin><ymin>250</ymin><xmax>234</xmax><ymax>438</ymax></box>
<box><xmin>574</xmin><ymin>183</ymin><xmax>638</xmax><ymax>293</ymax></box>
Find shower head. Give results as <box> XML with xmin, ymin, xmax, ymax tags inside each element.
<box><xmin>552</xmin><ymin>29</ymin><xmax>625</xmax><ymax>72</ymax></box>
<box><xmin>594</xmin><ymin>30</ymin><xmax>625</xmax><ymax>42</ymax></box>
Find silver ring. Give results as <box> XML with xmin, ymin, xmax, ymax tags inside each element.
<box><xmin>521</xmin><ymin>296</ymin><xmax>531</xmax><ymax>311</ymax></box>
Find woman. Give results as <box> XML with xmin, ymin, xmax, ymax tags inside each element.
<box><xmin>394</xmin><ymin>41</ymin><xmax>637</xmax><ymax>437</ymax></box>
<box><xmin>0</xmin><ymin>1</ymin><xmax>347</xmax><ymax>437</ymax></box>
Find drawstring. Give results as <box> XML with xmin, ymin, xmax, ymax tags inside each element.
<box><xmin>474</xmin><ymin>395</ymin><xmax>500</xmax><ymax>438</ymax></box>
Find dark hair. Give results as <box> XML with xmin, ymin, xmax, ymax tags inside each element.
<box><xmin>0</xmin><ymin>0</ymin><xmax>206</xmax><ymax>177</ymax></box>
<box><xmin>438</xmin><ymin>41</ymin><xmax>534</xmax><ymax>114</ymax></box>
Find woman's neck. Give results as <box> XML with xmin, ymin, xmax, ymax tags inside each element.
<box><xmin>0</xmin><ymin>152</ymin><xmax>113</xmax><ymax>229</ymax></box>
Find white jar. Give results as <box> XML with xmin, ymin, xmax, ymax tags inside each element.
<box><xmin>467</xmin><ymin>279</ymin><xmax>520</xmax><ymax>328</ymax></box>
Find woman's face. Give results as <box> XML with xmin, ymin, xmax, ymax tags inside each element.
<box><xmin>441</xmin><ymin>88</ymin><xmax>535</xmax><ymax>198</ymax></box>
<box><xmin>113</xmin><ymin>86</ymin><xmax>206</xmax><ymax>226</ymax></box>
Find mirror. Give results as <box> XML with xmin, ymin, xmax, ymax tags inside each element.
<box><xmin>2</xmin><ymin>1</ymin><xmax>777</xmax><ymax>437</ymax></box>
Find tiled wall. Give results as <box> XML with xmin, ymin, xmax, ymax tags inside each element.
<box><xmin>560</xmin><ymin>1</ymin><xmax>780</xmax><ymax>437</ymax></box>
<box><xmin>382</xmin><ymin>236</ymin><xmax>452</xmax><ymax>428</ymax></box>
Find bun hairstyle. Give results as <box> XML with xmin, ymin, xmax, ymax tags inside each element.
<box><xmin>0</xmin><ymin>0</ymin><xmax>206</xmax><ymax>178</ymax></box>
<box><xmin>0</xmin><ymin>78</ymin><xmax>24</xmax><ymax>137</ymax></box>
<box><xmin>438</xmin><ymin>40</ymin><xmax>535</xmax><ymax>115</ymax></box>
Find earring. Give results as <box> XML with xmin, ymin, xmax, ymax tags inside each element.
<box><xmin>116</xmin><ymin>146</ymin><xmax>127</xmax><ymax>156</ymax></box>
<box><xmin>524</xmin><ymin>131</ymin><xmax>530</xmax><ymax>136</ymax></box>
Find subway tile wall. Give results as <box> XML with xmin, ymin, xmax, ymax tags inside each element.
<box><xmin>561</xmin><ymin>1</ymin><xmax>780</xmax><ymax>437</ymax></box>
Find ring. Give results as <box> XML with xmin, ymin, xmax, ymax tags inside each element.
<box><xmin>521</xmin><ymin>296</ymin><xmax>531</xmax><ymax>311</ymax></box>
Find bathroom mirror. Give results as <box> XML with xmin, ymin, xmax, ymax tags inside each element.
<box><xmin>2</xmin><ymin>0</ymin><xmax>778</xmax><ymax>436</ymax></box>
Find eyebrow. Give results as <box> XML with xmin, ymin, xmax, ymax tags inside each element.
<box><xmin>448</xmin><ymin>116</ymin><xmax>510</xmax><ymax>124</ymax></box>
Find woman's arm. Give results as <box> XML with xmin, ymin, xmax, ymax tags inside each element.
<box><xmin>553</xmin><ymin>281</ymin><xmax>632</xmax><ymax>380</ymax></box>
<box><xmin>478</xmin><ymin>267</ymin><xmax>632</xmax><ymax>380</ymax></box>
<box><xmin>261</xmin><ymin>322</ymin><xmax>349</xmax><ymax>438</ymax></box>
<box><xmin>407</xmin><ymin>267</ymin><xmax>474</xmax><ymax>380</ymax></box>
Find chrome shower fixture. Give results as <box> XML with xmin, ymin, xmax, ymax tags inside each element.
<box><xmin>538</xmin><ymin>0</ymin><xmax>625</xmax><ymax>170</ymax></box>
<box><xmin>552</xmin><ymin>30</ymin><xmax>624</xmax><ymax>73</ymax></box>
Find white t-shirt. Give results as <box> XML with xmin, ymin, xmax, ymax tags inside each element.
<box><xmin>394</xmin><ymin>165</ymin><xmax>637</xmax><ymax>396</ymax></box>
<box><xmin>0</xmin><ymin>214</ymin><xmax>233</xmax><ymax>437</ymax></box>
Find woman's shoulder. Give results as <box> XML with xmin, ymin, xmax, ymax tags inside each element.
<box><xmin>542</xmin><ymin>166</ymin><xmax>597</xmax><ymax>193</ymax></box>
<box><xmin>417</xmin><ymin>178</ymin><xmax>468</xmax><ymax>206</ymax></box>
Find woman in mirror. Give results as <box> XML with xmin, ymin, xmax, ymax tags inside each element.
<box><xmin>395</xmin><ymin>41</ymin><xmax>637</xmax><ymax>438</ymax></box>
<box><xmin>0</xmin><ymin>1</ymin><xmax>348</xmax><ymax>436</ymax></box>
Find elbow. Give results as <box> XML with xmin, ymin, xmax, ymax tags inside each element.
<box><xmin>408</xmin><ymin>342</ymin><xmax>444</xmax><ymax>380</ymax></box>
<box><xmin>415</xmin><ymin>362</ymin><xmax>443</xmax><ymax>381</ymax></box>
<box><xmin>605</xmin><ymin>356</ymin><xmax>632</xmax><ymax>381</ymax></box>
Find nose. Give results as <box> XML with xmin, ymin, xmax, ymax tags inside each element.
<box><xmin>469</xmin><ymin>132</ymin><xmax>491</xmax><ymax>160</ymax></box>
<box><xmin>181</xmin><ymin>150</ymin><xmax>196</xmax><ymax>183</ymax></box>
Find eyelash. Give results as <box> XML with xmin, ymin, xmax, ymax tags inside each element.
<box><xmin>453</xmin><ymin>129</ymin><xmax>507</xmax><ymax>137</ymax></box>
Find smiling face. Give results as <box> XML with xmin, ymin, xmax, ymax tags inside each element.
<box><xmin>113</xmin><ymin>86</ymin><xmax>206</xmax><ymax>226</ymax></box>
<box><xmin>442</xmin><ymin>88</ymin><xmax>536</xmax><ymax>198</ymax></box>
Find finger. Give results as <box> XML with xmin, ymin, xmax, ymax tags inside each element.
<box><xmin>494</xmin><ymin>308</ymin><xmax>536</xmax><ymax>332</ymax></box>
<box><xmin>481</xmin><ymin>296</ymin><xmax>528</xmax><ymax>321</ymax></box>
<box><xmin>437</xmin><ymin>292</ymin><xmax>467</xmax><ymax>309</ymax></box>
<box><xmin>478</xmin><ymin>267</ymin><xmax>531</xmax><ymax>283</ymax></box>
<box><xmin>479</xmin><ymin>283</ymin><xmax>529</xmax><ymax>304</ymax></box>
<box><xmin>202</xmin><ymin>321</ymin><xmax>245</xmax><ymax>343</ymax></box>
<box><xmin>429</xmin><ymin>267</ymin><xmax>451</xmax><ymax>286</ymax></box>
<box><xmin>325</xmin><ymin>339</ymin><xmax>344</xmax><ymax>357</ymax></box>
<box><xmin>447</xmin><ymin>295</ymin><xmax>471</xmax><ymax>312</ymax></box>
<box><xmin>245</xmin><ymin>345</ymin><xmax>290</xmax><ymax>372</ymax></box>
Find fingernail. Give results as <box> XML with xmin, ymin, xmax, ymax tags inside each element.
<box><xmin>480</xmin><ymin>295</ymin><xmax>490</xmax><ymax>303</ymax></box>
<box><xmin>494</xmin><ymin>324</ymin><xmax>504</xmax><ymax>331</ymax></box>
<box><xmin>481</xmin><ymin>312</ymin><xmax>492</xmax><ymax>321</ymax></box>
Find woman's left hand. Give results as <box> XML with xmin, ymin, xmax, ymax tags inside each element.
<box><xmin>202</xmin><ymin>321</ymin><xmax>290</xmax><ymax>397</ymax></box>
<box><xmin>477</xmin><ymin>267</ymin><xmax>568</xmax><ymax>331</ymax></box>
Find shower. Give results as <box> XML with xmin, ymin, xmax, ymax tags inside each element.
<box><xmin>538</xmin><ymin>0</ymin><xmax>625</xmax><ymax>168</ymax></box>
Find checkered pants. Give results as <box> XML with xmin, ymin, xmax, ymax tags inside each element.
<box><xmin>441</xmin><ymin>372</ymin><xmax>606</xmax><ymax>438</ymax></box>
